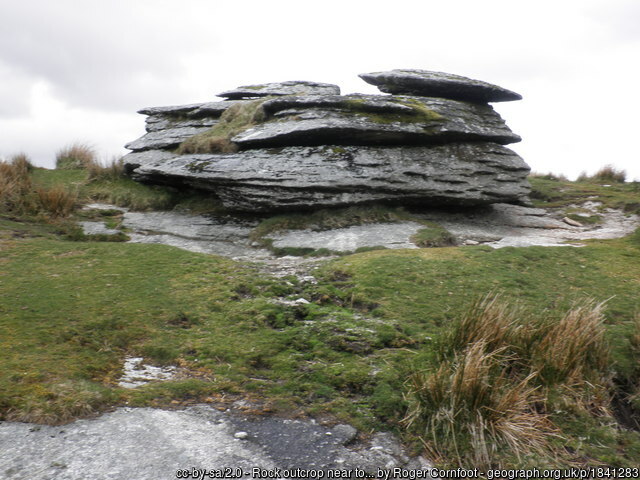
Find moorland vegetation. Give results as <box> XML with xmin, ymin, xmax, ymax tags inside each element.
<box><xmin>1</xmin><ymin>147</ymin><xmax>640</xmax><ymax>468</ymax></box>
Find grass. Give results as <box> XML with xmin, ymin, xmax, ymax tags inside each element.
<box><xmin>529</xmin><ymin>175</ymin><xmax>640</xmax><ymax>214</ymax></box>
<box><xmin>578</xmin><ymin>165</ymin><xmax>627</xmax><ymax>184</ymax></box>
<box><xmin>341</xmin><ymin>97</ymin><xmax>443</xmax><ymax>125</ymax></box>
<box><xmin>56</xmin><ymin>143</ymin><xmax>96</xmax><ymax>170</ymax></box>
<box><xmin>86</xmin><ymin>156</ymin><xmax>125</xmax><ymax>182</ymax></box>
<box><xmin>177</xmin><ymin>100</ymin><xmax>267</xmax><ymax>154</ymax></box>
<box><xmin>404</xmin><ymin>341</ymin><xmax>555</xmax><ymax>468</ymax></box>
<box><xmin>0</xmin><ymin>156</ymin><xmax>36</xmax><ymax>216</ymax></box>
<box><xmin>411</xmin><ymin>222</ymin><xmax>457</xmax><ymax>248</ymax></box>
<box><xmin>1</xmin><ymin>165</ymin><xmax>640</xmax><ymax>467</ymax></box>
<box><xmin>404</xmin><ymin>295</ymin><xmax>613</xmax><ymax>468</ymax></box>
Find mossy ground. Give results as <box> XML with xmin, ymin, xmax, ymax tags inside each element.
<box><xmin>2</xmin><ymin>170</ymin><xmax>640</xmax><ymax>467</ymax></box>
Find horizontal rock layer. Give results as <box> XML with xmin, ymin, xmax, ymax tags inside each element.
<box><xmin>131</xmin><ymin>143</ymin><xmax>530</xmax><ymax>212</ymax></box>
<box><xmin>359</xmin><ymin>69</ymin><xmax>522</xmax><ymax>103</ymax></box>
<box><xmin>232</xmin><ymin>95</ymin><xmax>520</xmax><ymax>148</ymax></box>
<box><xmin>138</xmin><ymin>101</ymin><xmax>238</xmax><ymax>117</ymax></box>
<box><xmin>125</xmin><ymin>126</ymin><xmax>213</xmax><ymax>151</ymax></box>
<box><xmin>218</xmin><ymin>80</ymin><xmax>340</xmax><ymax>99</ymax></box>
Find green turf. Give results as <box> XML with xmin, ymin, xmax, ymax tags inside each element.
<box><xmin>1</xmin><ymin>168</ymin><xmax>640</xmax><ymax>467</ymax></box>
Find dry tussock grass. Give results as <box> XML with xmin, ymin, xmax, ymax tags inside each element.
<box><xmin>0</xmin><ymin>155</ymin><xmax>36</xmax><ymax>215</ymax></box>
<box><xmin>1</xmin><ymin>152</ymin><xmax>78</xmax><ymax>218</ymax></box>
<box><xmin>577</xmin><ymin>164</ymin><xmax>626</xmax><ymax>183</ymax></box>
<box><xmin>56</xmin><ymin>143</ymin><xmax>96</xmax><ymax>170</ymax></box>
<box><xmin>405</xmin><ymin>342</ymin><xmax>556</xmax><ymax>468</ymax></box>
<box><xmin>405</xmin><ymin>294</ymin><xmax>613</xmax><ymax>467</ymax></box>
<box><xmin>37</xmin><ymin>185</ymin><xmax>78</xmax><ymax>218</ymax></box>
<box><xmin>86</xmin><ymin>156</ymin><xmax>124</xmax><ymax>181</ymax></box>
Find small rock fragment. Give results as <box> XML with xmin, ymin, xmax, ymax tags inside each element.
<box><xmin>563</xmin><ymin>217</ymin><xmax>583</xmax><ymax>227</ymax></box>
<box><xmin>332</xmin><ymin>424</ymin><xmax>358</xmax><ymax>445</ymax></box>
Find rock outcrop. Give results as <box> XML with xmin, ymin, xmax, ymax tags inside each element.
<box><xmin>123</xmin><ymin>73</ymin><xmax>530</xmax><ymax>211</ymax></box>
<box><xmin>358</xmin><ymin>69</ymin><xmax>522</xmax><ymax>103</ymax></box>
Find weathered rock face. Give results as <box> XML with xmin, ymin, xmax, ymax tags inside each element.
<box><xmin>123</xmin><ymin>71</ymin><xmax>529</xmax><ymax>211</ymax></box>
<box><xmin>218</xmin><ymin>81</ymin><xmax>341</xmax><ymax>99</ymax></box>
<box><xmin>131</xmin><ymin>144</ymin><xmax>529</xmax><ymax>211</ymax></box>
<box><xmin>359</xmin><ymin>69</ymin><xmax>522</xmax><ymax>103</ymax></box>
<box><xmin>232</xmin><ymin>95</ymin><xmax>520</xmax><ymax>148</ymax></box>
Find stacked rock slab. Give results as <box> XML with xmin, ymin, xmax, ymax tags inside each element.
<box><xmin>123</xmin><ymin>72</ymin><xmax>530</xmax><ymax>212</ymax></box>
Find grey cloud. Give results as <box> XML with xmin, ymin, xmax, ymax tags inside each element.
<box><xmin>0</xmin><ymin>1</ymin><xmax>214</xmax><ymax>112</ymax></box>
<box><xmin>0</xmin><ymin>61</ymin><xmax>34</xmax><ymax>117</ymax></box>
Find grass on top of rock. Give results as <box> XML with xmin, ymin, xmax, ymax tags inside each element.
<box><xmin>341</xmin><ymin>97</ymin><xmax>443</xmax><ymax>125</ymax></box>
<box><xmin>177</xmin><ymin>99</ymin><xmax>268</xmax><ymax>154</ymax></box>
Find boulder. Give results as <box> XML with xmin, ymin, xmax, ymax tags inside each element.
<box><xmin>218</xmin><ymin>81</ymin><xmax>340</xmax><ymax>99</ymax></box>
<box><xmin>132</xmin><ymin>143</ymin><xmax>530</xmax><ymax>211</ymax></box>
<box><xmin>359</xmin><ymin>69</ymin><xmax>522</xmax><ymax>103</ymax></box>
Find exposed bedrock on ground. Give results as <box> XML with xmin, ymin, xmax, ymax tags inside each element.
<box><xmin>123</xmin><ymin>71</ymin><xmax>530</xmax><ymax>212</ymax></box>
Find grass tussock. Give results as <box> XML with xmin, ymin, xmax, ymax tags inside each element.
<box><xmin>9</xmin><ymin>153</ymin><xmax>34</xmax><ymax>174</ymax></box>
<box><xmin>1</xmin><ymin>155</ymin><xmax>79</xmax><ymax>218</ymax></box>
<box><xmin>36</xmin><ymin>185</ymin><xmax>78</xmax><ymax>218</ymax></box>
<box><xmin>411</xmin><ymin>223</ymin><xmax>456</xmax><ymax>248</ymax></box>
<box><xmin>534</xmin><ymin>302</ymin><xmax>610</xmax><ymax>390</ymax></box>
<box><xmin>177</xmin><ymin>100</ymin><xmax>267</xmax><ymax>154</ymax></box>
<box><xmin>529</xmin><ymin>172</ymin><xmax>569</xmax><ymax>182</ymax></box>
<box><xmin>56</xmin><ymin>143</ymin><xmax>97</xmax><ymax>170</ymax></box>
<box><xmin>86</xmin><ymin>156</ymin><xmax>125</xmax><ymax>182</ymax></box>
<box><xmin>577</xmin><ymin>165</ymin><xmax>627</xmax><ymax>184</ymax></box>
<box><xmin>405</xmin><ymin>342</ymin><xmax>556</xmax><ymax>468</ymax></box>
<box><xmin>0</xmin><ymin>156</ymin><xmax>36</xmax><ymax>215</ymax></box>
<box><xmin>404</xmin><ymin>295</ymin><xmax>613</xmax><ymax>467</ymax></box>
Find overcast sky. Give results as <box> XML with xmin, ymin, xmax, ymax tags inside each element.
<box><xmin>1</xmin><ymin>0</ymin><xmax>639</xmax><ymax>179</ymax></box>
